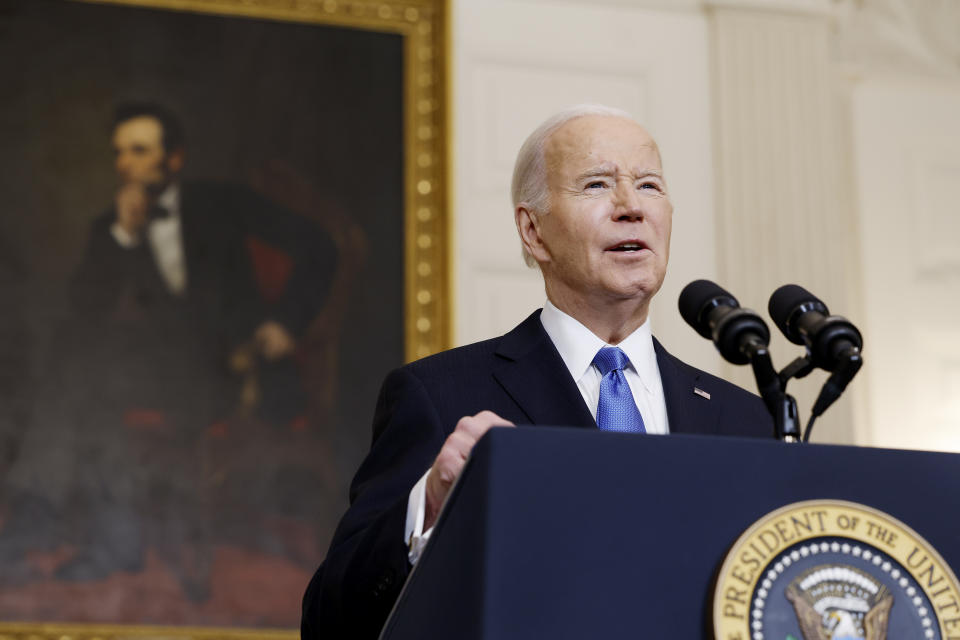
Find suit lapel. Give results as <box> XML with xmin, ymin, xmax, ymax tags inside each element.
<box><xmin>177</xmin><ymin>184</ymin><xmax>220</xmax><ymax>304</ymax></box>
<box><xmin>490</xmin><ymin>316</ymin><xmax>723</xmax><ymax>434</ymax></box>
<box><xmin>654</xmin><ymin>338</ymin><xmax>719</xmax><ymax>436</ymax></box>
<box><xmin>492</xmin><ymin>311</ymin><xmax>596</xmax><ymax>429</ymax></box>
<box><xmin>178</xmin><ymin>184</ymin><xmax>201</xmax><ymax>275</ymax></box>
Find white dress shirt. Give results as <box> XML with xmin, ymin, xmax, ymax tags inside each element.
<box><xmin>110</xmin><ymin>183</ymin><xmax>188</xmax><ymax>296</ymax></box>
<box><xmin>404</xmin><ymin>300</ymin><xmax>670</xmax><ymax>563</ymax></box>
<box><xmin>538</xmin><ymin>299</ymin><xmax>669</xmax><ymax>433</ymax></box>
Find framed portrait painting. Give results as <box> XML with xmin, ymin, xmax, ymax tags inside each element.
<box><xmin>0</xmin><ymin>0</ymin><xmax>448</xmax><ymax>636</ymax></box>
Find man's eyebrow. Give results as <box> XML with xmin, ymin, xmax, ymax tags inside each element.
<box><xmin>634</xmin><ymin>168</ymin><xmax>664</xmax><ymax>179</ymax></box>
<box><xmin>576</xmin><ymin>164</ymin><xmax>619</xmax><ymax>180</ymax></box>
<box><xmin>575</xmin><ymin>166</ymin><xmax>664</xmax><ymax>180</ymax></box>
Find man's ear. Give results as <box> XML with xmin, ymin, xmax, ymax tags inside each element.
<box><xmin>166</xmin><ymin>148</ymin><xmax>185</xmax><ymax>174</ymax></box>
<box><xmin>515</xmin><ymin>204</ymin><xmax>549</xmax><ymax>264</ymax></box>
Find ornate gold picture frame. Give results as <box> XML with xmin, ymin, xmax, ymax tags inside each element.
<box><xmin>0</xmin><ymin>0</ymin><xmax>447</xmax><ymax>636</ymax></box>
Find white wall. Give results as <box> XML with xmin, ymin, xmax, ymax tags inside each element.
<box><xmin>448</xmin><ymin>0</ymin><xmax>960</xmax><ymax>452</ymax></box>
<box><xmin>840</xmin><ymin>1</ymin><xmax>960</xmax><ymax>452</ymax></box>
<box><xmin>851</xmin><ymin>78</ymin><xmax>960</xmax><ymax>452</ymax></box>
<box><xmin>451</xmin><ymin>0</ymin><xmax>723</xmax><ymax>376</ymax></box>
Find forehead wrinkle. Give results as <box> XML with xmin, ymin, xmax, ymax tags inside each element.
<box><xmin>573</xmin><ymin>139</ymin><xmax>663</xmax><ymax>173</ymax></box>
<box><xmin>545</xmin><ymin>116</ymin><xmax>664</xmax><ymax>183</ymax></box>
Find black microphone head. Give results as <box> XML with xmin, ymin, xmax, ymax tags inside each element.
<box><xmin>714</xmin><ymin>308</ymin><xmax>770</xmax><ymax>365</ymax></box>
<box><xmin>679</xmin><ymin>279</ymin><xmax>739</xmax><ymax>340</ymax></box>
<box><xmin>768</xmin><ymin>284</ymin><xmax>829</xmax><ymax>345</ymax></box>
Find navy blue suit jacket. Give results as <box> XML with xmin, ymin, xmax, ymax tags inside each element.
<box><xmin>301</xmin><ymin>310</ymin><xmax>773</xmax><ymax>639</ymax></box>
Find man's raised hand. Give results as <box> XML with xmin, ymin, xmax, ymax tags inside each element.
<box><xmin>114</xmin><ymin>183</ymin><xmax>150</xmax><ymax>238</ymax></box>
<box><xmin>423</xmin><ymin>410</ymin><xmax>514</xmax><ymax>530</ymax></box>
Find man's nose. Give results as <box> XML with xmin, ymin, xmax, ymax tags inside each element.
<box><xmin>611</xmin><ymin>181</ymin><xmax>644</xmax><ymax>221</ymax></box>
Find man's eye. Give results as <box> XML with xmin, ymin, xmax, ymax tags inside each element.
<box><xmin>586</xmin><ymin>181</ymin><xmax>607</xmax><ymax>189</ymax></box>
<box><xmin>639</xmin><ymin>181</ymin><xmax>662</xmax><ymax>191</ymax></box>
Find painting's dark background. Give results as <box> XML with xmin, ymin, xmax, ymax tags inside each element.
<box><xmin>0</xmin><ymin>0</ymin><xmax>403</xmax><ymax>626</ymax></box>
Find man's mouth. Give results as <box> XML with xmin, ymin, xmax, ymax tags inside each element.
<box><xmin>606</xmin><ymin>241</ymin><xmax>647</xmax><ymax>253</ymax></box>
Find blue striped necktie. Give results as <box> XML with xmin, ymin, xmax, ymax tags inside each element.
<box><xmin>593</xmin><ymin>346</ymin><xmax>646</xmax><ymax>433</ymax></box>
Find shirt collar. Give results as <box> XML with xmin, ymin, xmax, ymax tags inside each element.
<box><xmin>154</xmin><ymin>182</ymin><xmax>181</xmax><ymax>219</ymax></box>
<box><xmin>539</xmin><ymin>299</ymin><xmax>659</xmax><ymax>393</ymax></box>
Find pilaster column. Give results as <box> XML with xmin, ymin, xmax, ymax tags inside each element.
<box><xmin>707</xmin><ymin>2</ymin><xmax>860</xmax><ymax>443</ymax></box>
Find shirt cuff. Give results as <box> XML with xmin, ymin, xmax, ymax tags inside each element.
<box><xmin>110</xmin><ymin>223</ymin><xmax>142</xmax><ymax>248</ymax></box>
<box><xmin>404</xmin><ymin>468</ymin><xmax>434</xmax><ymax>565</ymax></box>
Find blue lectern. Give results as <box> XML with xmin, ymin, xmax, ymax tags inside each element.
<box><xmin>380</xmin><ymin>427</ymin><xmax>960</xmax><ymax>639</ymax></box>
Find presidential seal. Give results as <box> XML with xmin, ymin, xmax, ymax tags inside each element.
<box><xmin>713</xmin><ymin>500</ymin><xmax>960</xmax><ymax>640</ymax></box>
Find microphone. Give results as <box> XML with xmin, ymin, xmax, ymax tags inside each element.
<box><xmin>679</xmin><ymin>280</ymin><xmax>800</xmax><ymax>441</ymax></box>
<box><xmin>767</xmin><ymin>285</ymin><xmax>862</xmax><ymax>372</ymax></box>
<box><xmin>768</xmin><ymin>284</ymin><xmax>864</xmax><ymax>435</ymax></box>
<box><xmin>679</xmin><ymin>280</ymin><xmax>771</xmax><ymax>365</ymax></box>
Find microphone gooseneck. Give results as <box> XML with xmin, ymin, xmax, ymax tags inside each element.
<box><xmin>679</xmin><ymin>281</ymin><xmax>866</xmax><ymax>444</ymax></box>
<box><xmin>768</xmin><ymin>284</ymin><xmax>865</xmax><ymax>440</ymax></box>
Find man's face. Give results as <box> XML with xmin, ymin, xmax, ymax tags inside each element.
<box><xmin>524</xmin><ymin>115</ymin><xmax>673</xmax><ymax>309</ymax></box>
<box><xmin>112</xmin><ymin>116</ymin><xmax>180</xmax><ymax>191</ymax></box>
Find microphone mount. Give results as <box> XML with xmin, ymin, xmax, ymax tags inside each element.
<box><xmin>679</xmin><ymin>280</ymin><xmax>801</xmax><ymax>443</ymax></box>
<box><xmin>680</xmin><ymin>281</ymin><xmax>867</xmax><ymax>443</ymax></box>
<box><xmin>742</xmin><ymin>336</ymin><xmax>801</xmax><ymax>443</ymax></box>
<box><xmin>768</xmin><ymin>284</ymin><xmax>865</xmax><ymax>441</ymax></box>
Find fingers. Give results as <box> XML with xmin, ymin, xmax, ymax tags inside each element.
<box><xmin>439</xmin><ymin>411</ymin><xmax>515</xmax><ymax>468</ymax></box>
<box><xmin>424</xmin><ymin>410</ymin><xmax>515</xmax><ymax>528</ymax></box>
<box><xmin>115</xmin><ymin>183</ymin><xmax>148</xmax><ymax>236</ymax></box>
<box><xmin>431</xmin><ymin>434</ymin><xmax>470</xmax><ymax>485</ymax></box>
<box><xmin>253</xmin><ymin>321</ymin><xmax>296</xmax><ymax>361</ymax></box>
<box><xmin>456</xmin><ymin>410</ymin><xmax>516</xmax><ymax>440</ymax></box>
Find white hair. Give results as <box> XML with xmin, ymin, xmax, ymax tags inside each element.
<box><xmin>511</xmin><ymin>104</ymin><xmax>636</xmax><ymax>267</ymax></box>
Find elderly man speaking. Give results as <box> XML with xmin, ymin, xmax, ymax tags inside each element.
<box><xmin>301</xmin><ymin>105</ymin><xmax>772</xmax><ymax>638</ymax></box>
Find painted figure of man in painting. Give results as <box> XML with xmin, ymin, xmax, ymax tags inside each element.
<box><xmin>70</xmin><ymin>102</ymin><xmax>334</xmax><ymax>420</ymax></box>
<box><xmin>0</xmin><ymin>103</ymin><xmax>336</xmax><ymax>601</ymax></box>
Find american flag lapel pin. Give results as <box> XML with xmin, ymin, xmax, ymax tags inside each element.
<box><xmin>694</xmin><ymin>387</ymin><xmax>711</xmax><ymax>400</ymax></box>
